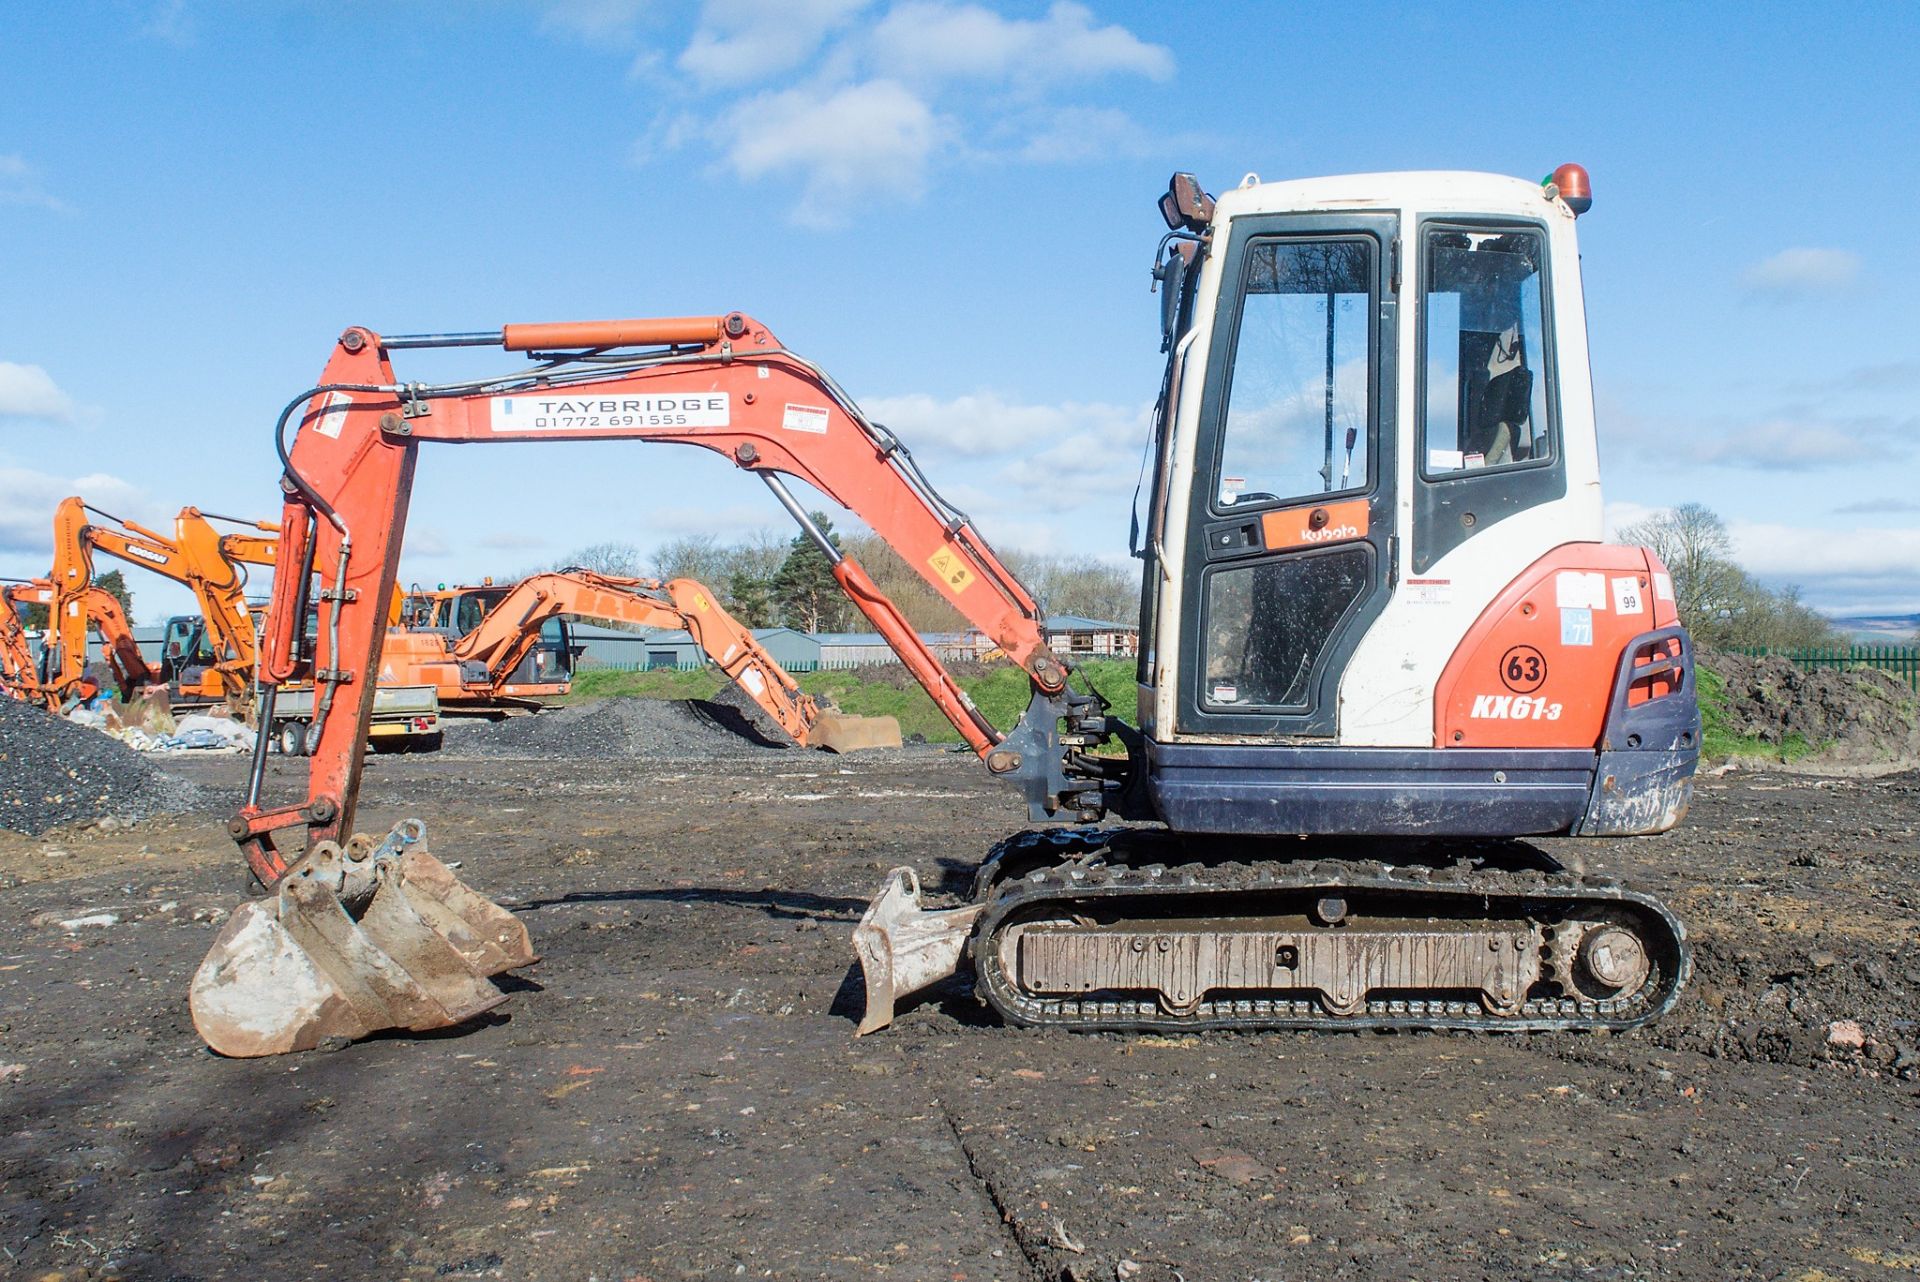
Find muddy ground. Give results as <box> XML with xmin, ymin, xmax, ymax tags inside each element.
<box><xmin>1</xmin><ymin>746</ymin><xmax>1916</xmax><ymax>1281</ymax></box>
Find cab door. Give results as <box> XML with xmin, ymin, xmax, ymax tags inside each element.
<box><xmin>1177</xmin><ymin>214</ymin><xmax>1397</xmax><ymax>736</ymax></box>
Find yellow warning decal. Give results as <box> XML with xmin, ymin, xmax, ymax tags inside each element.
<box><xmin>928</xmin><ymin>547</ymin><xmax>975</xmax><ymax>592</ymax></box>
<box><xmin>693</xmin><ymin>593</ymin><xmax>710</xmax><ymax>612</ymax></box>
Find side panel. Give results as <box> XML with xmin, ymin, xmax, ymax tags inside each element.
<box><xmin>1434</xmin><ymin>543</ymin><xmax>1678</xmax><ymax>750</ymax></box>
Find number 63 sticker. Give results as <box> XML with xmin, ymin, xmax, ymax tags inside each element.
<box><xmin>1500</xmin><ymin>645</ymin><xmax>1548</xmax><ymax>694</ymax></box>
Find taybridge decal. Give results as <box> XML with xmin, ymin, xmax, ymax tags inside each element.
<box><xmin>1470</xmin><ymin>693</ymin><xmax>1564</xmax><ymax>721</ymax></box>
<box><xmin>489</xmin><ymin>393</ymin><xmax>730</xmax><ymax>431</ymax></box>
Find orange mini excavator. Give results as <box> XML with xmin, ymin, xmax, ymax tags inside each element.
<box><xmin>383</xmin><ymin>568</ymin><xmax>900</xmax><ymax>749</ymax></box>
<box><xmin>193</xmin><ymin>166</ymin><xmax>1699</xmax><ymax>1057</ymax></box>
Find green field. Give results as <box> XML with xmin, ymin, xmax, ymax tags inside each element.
<box><xmin>569</xmin><ymin>658</ymin><xmax>1139</xmax><ymax>744</ymax></box>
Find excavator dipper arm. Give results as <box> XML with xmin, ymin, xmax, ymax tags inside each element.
<box><xmin>236</xmin><ymin>314</ymin><xmax>1111</xmax><ymax>888</ymax></box>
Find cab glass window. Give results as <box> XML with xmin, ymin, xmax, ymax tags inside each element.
<box><xmin>1422</xmin><ymin>227</ymin><xmax>1553</xmax><ymax>475</ymax></box>
<box><xmin>1215</xmin><ymin>239</ymin><xmax>1374</xmax><ymax>511</ymax></box>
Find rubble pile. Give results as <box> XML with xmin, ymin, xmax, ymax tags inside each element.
<box><xmin>440</xmin><ymin>694</ymin><xmax>796</xmax><ymax>761</ymax></box>
<box><xmin>1703</xmin><ymin>650</ymin><xmax>1920</xmax><ymax>766</ymax></box>
<box><xmin>0</xmin><ymin>698</ymin><xmax>201</xmax><ymax>835</ymax></box>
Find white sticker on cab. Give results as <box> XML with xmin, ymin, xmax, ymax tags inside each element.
<box><xmin>1611</xmin><ymin>575</ymin><xmax>1646</xmax><ymax>616</ymax></box>
<box><xmin>1555</xmin><ymin>571</ymin><xmax>1607</xmax><ymax>610</ymax></box>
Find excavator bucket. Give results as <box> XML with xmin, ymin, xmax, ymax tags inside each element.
<box><xmin>807</xmin><ymin>710</ymin><xmax>903</xmax><ymax>753</ymax></box>
<box><xmin>850</xmin><ymin>866</ymin><xmax>985</xmax><ymax>1035</ymax></box>
<box><xmin>189</xmin><ymin>821</ymin><xmax>536</xmax><ymax>1057</ymax></box>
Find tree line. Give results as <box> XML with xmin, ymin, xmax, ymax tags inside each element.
<box><xmin>1617</xmin><ymin>503</ymin><xmax>1841</xmax><ymax>650</ymax></box>
<box><xmin>561</xmin><ymin>516</ymin><xmax>1140</xmax><ymax>636</ymax></box>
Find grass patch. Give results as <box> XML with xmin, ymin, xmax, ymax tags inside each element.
<box><xmin>1698</xmin><ymin>664</ymin><xmax>1823</xmax><ymax>762</ymax></box>
<box><xmin>567</xmin><ymin>658</ymin><xmax>1140</xmax><ymax>745</ymax></box>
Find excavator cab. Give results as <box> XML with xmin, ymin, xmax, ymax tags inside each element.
<box><xmin>1129</xmin><ymin>167</ymin><xmax>1694</xmax><ymax>840</ymax></box>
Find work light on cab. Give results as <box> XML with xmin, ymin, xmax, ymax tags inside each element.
<box><xmin>1545</xmin><ymin>162</ymin><xmax>1592</xmax><ymax>215</ymax></box>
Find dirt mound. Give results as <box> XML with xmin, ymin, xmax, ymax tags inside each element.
<box><xmin>1660</xmin><ymin>932</ymin><xmax>1920</xmax><ymax>1074</ymax></box>
<box><xmin>0</xmin><ymin>698</ymin><xmax>201</xmax><ymax>835</ymax></box>
<box><xmin>439</xmin><ymin>695</ymin><xmax>794</xmax><ymax>761</ymax></box>
<box><xmin>1703</xmin><ymin>649</ymin><xmax>1920</xmax><ymax>766</ymax></box>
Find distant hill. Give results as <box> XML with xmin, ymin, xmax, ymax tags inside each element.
<box><xmin>1832</xmin><ymin>614</ymin><xmax>1920</xmax><ymax>643</ymax></box>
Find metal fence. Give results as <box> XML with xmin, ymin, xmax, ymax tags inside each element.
<box><xmin>1730</xmin><ymin>645</ymin><xmax>1920</xmax><ymax>691</ymax></box>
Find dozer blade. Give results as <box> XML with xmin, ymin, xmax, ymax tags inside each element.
<box><xmin>190</xmin><ymin>826</ymin><xmax>536</xmax><ymax>1057</ymax></box>
<box><xmin>851</xmin><ymin>867</ymin><xmax>984</xmax><ymax>1035</ymax></box>
<box><xmin>808</xmin><ymin>711</ymin><xmax>903</xmax><ymax>753</ymax></box>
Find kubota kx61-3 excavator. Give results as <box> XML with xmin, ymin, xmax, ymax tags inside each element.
<box><xmin>191</xmin><ymin>165</ymin><xmax>1698</xmax><ymax>1057</ymax></box>
<box><xmin>387</xmin><ymin>568</ymin><xmax>899</xmax><ymax>749</ymax></box>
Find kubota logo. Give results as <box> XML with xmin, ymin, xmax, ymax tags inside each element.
<box><xmin>1300</xmin><ymin>523</ymin><xmax>1359</xmax><ymax>544</ymax></box>
<box><xmin>1470</xmin><ymin>693</ymin><xmax>1563</xmax><ymax>721</ymax></box>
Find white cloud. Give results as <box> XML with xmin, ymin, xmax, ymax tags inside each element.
<box><xmin>679</xmin><ymin>0</ymin><xmax>870</xmax><ymax>88</ymax></box>
<box><xmin>861</xmin><ymin>390</ymin><xmax>1144</xmax><ymax>458</ymax></box>
<box><xmin>868</xmin><ymin>1</ymin><xmax>1172</xmax><ymax>88</ymax></box>
<box><xmin>0</xmin><ymin>466</ymin><xmax>147</xmax><ymax>555</ymax></box>
<box><xmin>1740</xmin><ymin>247</ymin><xmax>1861</xmax><ymax>298</ymax></box>
<box><xmin>608</xmin><ymin>2</ymin><xmax>1172</xmax><ymax>225</ymax></box>
<box><xmin>142</xmin><ymin>0</ymin><xmax>194</xmax><ymax>47</ymax></box>
<box><xmin>540</xmin><ymin>0</ymin><xmax>653</xmax><ymax>43</ymax></box>
<box><xmin>478</xmin><ymin>530</ymin><xmax>555</xmax><ymax>552</ymax></box>
<box><xmin>0</xmin><ymin>362</ymin><xmax>76</xmax><ymax>422</ymax></box>
<box><xmin>1731</xmin><ymin>518</ymin><xmax>1920</xmax><ymax>585</ymax></box>
<box><xmin>1680</xmin><ymin>412</ymin><xmax>1914</xmax><ymax>471</ymax></box>
<box><xmin>1013</xmin><ymin>105</ymin><xmax>1153</xmax><ymax>163</ymax></box>
<box><xmin>1833</xmin><ymin>497</ymin><xmax>1920</xmax><ymax>516</ymax></box>
<box><xmin>722</xmin><ymin>80</ymin><xmax>943</xmax><ymax>227</ymax></box>
<box><xmin>0</xmin><ymin>155</ymin><xmax>68</xmax><ymax>213</ymax></box>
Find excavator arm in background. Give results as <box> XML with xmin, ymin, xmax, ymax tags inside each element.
<box><xmin>444</xmin><ymin>568</ymin><xmax>900</xmax><ymax>751</ymax></box>
<box><xmin>2</xmin><ymin>582</ymin><xmax>53</xmax><ymax>707</ymax></box>
<box><xmin>50</xmin><ymin>497</ymin><xmax>279</xmax><ymax>707</ymax></box>
<box><xmin>4</xmin><ymin>575</ymin><xmax>157</xmax><ymax>705</ymax></box>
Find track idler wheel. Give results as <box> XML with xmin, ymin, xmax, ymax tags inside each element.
<box><xmin>189</xmin><ymin>821</ymin><xmax>537</xmax><ymax>1057</ymax></box>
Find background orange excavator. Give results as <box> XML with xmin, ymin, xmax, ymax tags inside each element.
<box><xmin>2</xmin><ymin>575</ymin><xmax>156</xmax><ymax>709</ymax></box>
<box><xmin>49</xmin><ymin>497</ymin><xmax>278</xmax><ymax>711</ymax></box>
<box><xmin>385</xmin><ymin>568</ymin><xmax>900</xmax><ymax>750</ymax></box>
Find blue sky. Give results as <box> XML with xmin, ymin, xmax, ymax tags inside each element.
<box><xmin>3</xmin><ymin>1</ymin><xmax>1917</xmax><ymax>625</ymax></box>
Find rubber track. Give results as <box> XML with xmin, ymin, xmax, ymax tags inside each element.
<box><xmin>970</xmin><ymin>828</ymin><xmax>1691</xmax><ymax>1034</ymax></box>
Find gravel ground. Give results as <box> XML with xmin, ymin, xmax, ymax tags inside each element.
<box><xmin>0</xmin><ymin>697</ymin><xmax>201</xmax><ymax>836</ymax></box>
<box><xmin>440</xmin><ymin>693</ymin><xmax>923</xmax><ymax>762</ymax></box>
<box><xmin>0</xmin><ymin>752</ymin><xmax>1915</xmax><ymax>1281</ymax></box>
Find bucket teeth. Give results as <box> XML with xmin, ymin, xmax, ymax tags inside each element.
<box><xmin>190</xmin><ymin>828</ymin><xmax>536</xmax><ymax>1058</ymax></box>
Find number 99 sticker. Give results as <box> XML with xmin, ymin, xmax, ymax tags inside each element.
<box><xmin>1500</xmin><ymin>645</ymin><xmax>1548</xmax><ymax>694</ymax></box>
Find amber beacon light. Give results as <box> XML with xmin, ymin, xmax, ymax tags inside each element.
<box><xmin>1545</xmin><ymin>162</ymin><xmax>1593</xmax><ymax>215</ymax></box>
